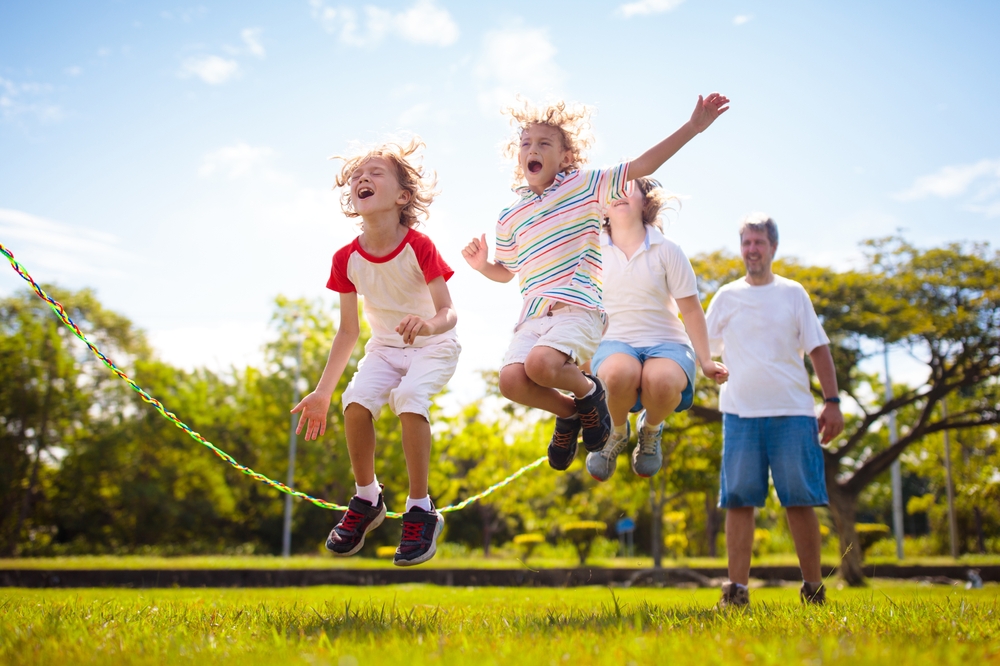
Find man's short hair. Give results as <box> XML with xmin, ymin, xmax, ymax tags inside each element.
<box><xmin>738</xmin><ymin>212</ymin><xmax>778</xmax><ymax>245</ymax></box>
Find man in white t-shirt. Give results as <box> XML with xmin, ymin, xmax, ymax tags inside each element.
<box><xmin>706</xmin><ymin>213</ymin><xmax>844</xmax><ymax>608</ymax></box>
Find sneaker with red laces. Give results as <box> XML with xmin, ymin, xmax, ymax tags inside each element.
<box><xmin>547</xmin><ymin>416</ymin><xmax>581</xmax><ymax>471</ymax></box>
<box><xmin>325</xmin><ymin>491</ymin><xmax>387</xmax><ymax>556</ymax></box>
<box><xmin>575</xmin><ymin>373</ymin><xmax>612</xmax><ymax>452</ymax></box>
<box><xmin>393</xmin><ymin>503</ymin><xmax>445</xmax><ymax>567</ymax></box>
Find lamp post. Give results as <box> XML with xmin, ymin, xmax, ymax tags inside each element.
<box><xmin>942</xmin><ymin>401</ymin><xmax>959</xmax><ymax>559</ymax></box>
<box><xmin>281</xmin><ymin>319</ymin><xmax>304</xmax><ymax>558</ymax></box>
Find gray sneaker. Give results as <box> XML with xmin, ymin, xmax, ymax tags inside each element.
<box><xmin>586</xmin><ymin>422</ymin><xmax>630</xmax><ymax>482</ymax></box>
<box><xmin>631</xmin><ymin>411</ymin><xmax>663</xmax><ymax>478</ymax></box>
<box><xmin>718</xmin><ymin>582</ymin><xmax>750</xmax><ymax>609</ymax></box>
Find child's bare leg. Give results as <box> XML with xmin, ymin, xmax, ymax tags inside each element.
<box><xmin>596</xmin><ymin>353</ymin><xmax>642</xmax><ymax>426</ymax></box>
<box><xmin>499</xmin><ymin>364</ymin><xmax>576</xmax><ymax>417</ymax></box>
<box><xmin>344</xmin><ymin>403</ymin><xmax>377</xmax><ymax>486</ymax></box>
<box><xmin>523</xmin><ymin>346</ymin><xmax>593</xmax><ymax>396</ymax></box>
<box><xmin>638</xmin><ymin>358</ymin><xmax>687</xmax><ymax>425</ymax></box>
<box><xmin>399</xmin><ymin>412</ymin><xmax>431</xmax><ymax>499</ymax></box>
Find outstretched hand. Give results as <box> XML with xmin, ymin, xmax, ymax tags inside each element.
<box><xmin>702</xmin><ymin>360</ymin><xmax>729</xmax><ymax>385</ymax></box>
<box><xmin>291</xmin><ymin>392</ymin><xmax>331</xmax><ymax>441</ymax></box>
<box><xmin>461</xmin><ymin>234</ymin><xmax>490</xmax><ymax>272</ymax></box>
<box><xmin>690</xmin><ymin>92</ymin><xmax>730</xmax><ymax>133</ymax></box>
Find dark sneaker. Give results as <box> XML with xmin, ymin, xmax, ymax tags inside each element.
<box><xmin>631</xmin><ymin>410</ymin><xmax>663</xmax><ymax>478</ymax></box>
<box><xmin>394</xmin><ymin>504</ymin><xmax>445</xmax><ymax>567</ymax></box>
<box><xmin>325</xmin><ymin>491</ymin><xmax>387</xmax><ymax>556</ymax></box>
<box><xmin>548</xmin><ymin>416</ymin><xmax>581</xmax><ymax>471</ymax></box>
<box><xmin>586</xmin><ymin>422</ymin><xmax>630</xmax><ymax>482</ymax></box>
<box><xmin>800</xmin><ymin>582</ymin><xmax>826</xmax><ymax>605</ymax></box>
<box><xmin>575</xmin><ymin>373</ymin><xmax>612</xmax><ymax>452</ymax></box>
<box><xmin>717</xmin><ymin>582</ymin><xmax>750</xmax><ymax>609</ymax></box>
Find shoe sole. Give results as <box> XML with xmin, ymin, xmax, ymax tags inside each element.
<box><xmin>393</xmin><ymin>513</ymin><xmax>445</xmax><ymax>567</ymax></box>
<box><xmin>326</xmin><ymin>503</ymin><xmax>387</xmax><ymax>557</ymax></box>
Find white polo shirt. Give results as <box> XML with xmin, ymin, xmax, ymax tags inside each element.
<box><xmin>601</xmin><ymin>227</ymin><xmax>698</xmax><ymax>348</ymax></box>
<box><xmin>706</xmin><ymin>275</ymin><xmax>830</xmax><ymax>418</ymax></box>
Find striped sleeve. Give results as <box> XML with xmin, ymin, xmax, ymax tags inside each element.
<box><xmin>597</xmin><ymin>162</ymin><xmax>630</xmax><ymax>204</ymax></box>
<box><xmin>495</xmin><ymin>217</ymin><xmax>519</xmax><ymax>271</ymax></box>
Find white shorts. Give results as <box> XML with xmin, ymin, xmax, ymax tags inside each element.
<box><xmin>501</xmin><ymin>305</ymin><xmax>603</xmax><ymax>368</ymax></box>
<box><xmin>342</xmin><ymin>339</ymin><xmax>461</xmax><ymax>420</ymax></box>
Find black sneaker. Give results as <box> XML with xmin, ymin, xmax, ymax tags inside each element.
<box><xmin>394</xmin><ymin>504</ymin><xmax>444</xmax><ymax>567</ymax></box>
<box><xmin>325</xmin><ymin>490</ymin><xmax>387</xmax><ymax>556</ymax></box>
<box><xmin>800</xmin><ymin>582</ymin><xmax>826</xmax><ymax>605</ymax></box>
<box><xmin>548</xmin><ymin>416</ymin><xmax>581</xmax><ymax>470</ymax></box>
<box><xmin>576</xmin><ymin>373</ymin><xmax>612</xmax><ymax>452</ymax></box>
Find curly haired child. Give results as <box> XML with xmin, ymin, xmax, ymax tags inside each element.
<box><xmin>463</xmin><ymin>93</ymin><xmax>729</xmax><ymax>471</ymax></box>
<box><xmin>292</xmin><ymin>138</ymin><xmax>459</xmax><ymax>566</ymax></box>
<box><xmin>585</xmin><ymin>177</ymin><xmax>728</xmax><ymax>483</ymax></box>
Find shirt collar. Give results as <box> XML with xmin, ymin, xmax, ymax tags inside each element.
<box><xmin>604</xmin><ymin>226</ymin><xmax>659</xmax><ymax>250</ymax></box>
<box><xmin>514</xmin><ymin>170</ymin><xmax>572</xmax><ymax>201</ymax></box>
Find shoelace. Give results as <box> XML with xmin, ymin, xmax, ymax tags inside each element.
<box><xmin>578</xmin><ymin>408</ymin><xmax>601</xmax><ymax>430</ymax></box>
<box><xmin>338</xmin><ymin>509</ymin><xmax>364</xmax><ymax>533</ymax></box>
<box><xmin>401</xmin><ymin>519</ymin><xmax>426</xmax><ymax>542</ymax></box>
<box><xmin>601</xmin><ymin>432</ymin><xmax>629</xmax><ymax>460</ymax></box>
<box><xmin>637</xmin><ymin>428</ymin><xmax>660</xmax><ymax>455</ymax></box>
<box><xmin>551</xmin><ymin>427</ymin><xmax>576</xmax><ymax>449</ymax></box>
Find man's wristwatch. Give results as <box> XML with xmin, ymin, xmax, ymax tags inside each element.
<box><xmin>824</xmin><ymin>397</ymin><xmax>841</xmax><ymax>404</ymax></box>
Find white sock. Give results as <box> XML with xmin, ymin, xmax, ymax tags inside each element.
<box><xmin>734</xmin><ymin>582</ymin><xmax>748</xmax><ymax>591</ymax></box>
<box><xmin>356</xmin><ymin>478</ymin><xmax>381</xmax><ymax>504</ymax></box>
<box><xmin>577</xmin><ymin>378</ymin><xmax>596</xmax><ymax>399</ymax></box>
<box><xmin>642</xmin><ymin>419</ymin><xmax>662</xmax><ymax>434</ymax></box>
<box><xmin>406</xmin><ymin>495</ymin><xmax>432</xmax><ymax>512</ymax></box>
<box><xmin>613</xmin><ymin>423</ymin><xmax>628</xmax><ymax>437</ymax></box>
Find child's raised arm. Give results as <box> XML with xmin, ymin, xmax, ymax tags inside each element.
<box><xmin>629</xmin><ymin>93</ymin><xmax>730</xmax><ymax>181</ymax></box>
<box><xmin>676</xmin><ymin>294</ymin><xmax>729</xmax><ymax>385</ymax></box>
<box><xmin>462</xmin><ymin>233</ymin><xmax>515</xmax><ymax>283</ymax></box>
<box><xmin>291</xmin><ymin>291</ymin><xmax>361</xmax><ymax>441</ymax></box>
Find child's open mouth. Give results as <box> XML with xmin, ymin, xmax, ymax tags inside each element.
<box><xmin>358</xmin><ymin>187</ymin><xmax>374</xmax><ymax>199</ymax></box>
<box><xmin>527</xmin><ymin>160</ymin><xmax>542</xmax><ymax>174</ymax></box>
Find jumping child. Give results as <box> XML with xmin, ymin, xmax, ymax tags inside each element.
<box><xmin>292</xmin><ymin>138</ymin><xmax>459</xmax><ymax>566</ymax></box>
<box><xmin>462</xmin><ymin>94</ymin><xmax>729</xmax><ymax>470</ymax></box>
<box><xmin>586</xmin><ymin>176</ymin><xmax>728</xmax><ymax>483</ymax></box>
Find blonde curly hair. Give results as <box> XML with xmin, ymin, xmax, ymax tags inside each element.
<box><xmin>603</xmin><ymin>177</ymin><xmax>680</xmax><ymax>233</ymax></box>
<box><xmin>501</xmin><ymin>98</ymin><xmax>594</xmax><ymax>186</ymax></box>
<box><xmin>332</xmin><ymin>138</ymin><xmax>437</xmax><ymax>227</ymax></box>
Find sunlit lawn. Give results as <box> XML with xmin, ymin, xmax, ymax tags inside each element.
<box><xmin>2</xmin><ymin>583</ymin><xmax>998</xmax><ymax>665</ymax></box>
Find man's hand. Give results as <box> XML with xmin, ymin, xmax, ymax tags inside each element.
<box><xmin>690</xmin><ymin>92</ymin><xmax>730</xmax><ymax>133</ymax></box>
<box><xmin>702</xmin><ymin>360</ymin><xmax>729</xmax><ymax>385</ymax></box>
<box><xmin>291</xmin><ymin>392</ymin><xmax>331</xmax><ymax>441</ymax></box>
<box><xmin>462</xmin><ymin>234</ymin><xmax>490</xmax><ymax>272</ymax></box>
<box><xmin>396</xmin><ymin>314</ymin><xmax>431</xmax><ymax>344</ymax></box>
<box><xmin>818</xmin><ymin>402</ymin><xmax>844</xmax><ymax>444</ymax></box>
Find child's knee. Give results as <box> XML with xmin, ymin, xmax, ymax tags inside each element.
<box><xmin>601</xmin><ymin>363</ymin><xmax>641</xmax><ymax>394</ymax></box>
<box><xmin>499</xmin><ymin>364</ymin><xmax>530</xmax><ymax>400</ymax></box>
<box><xmin>523</xmin><ymin>347</ymin><xmax>566</xmax><ymax>386</ymax></box>
<box><xmin>345</xmin><ymin>402</ymin><xmax>374</xmax><ymax>422</ymax></box>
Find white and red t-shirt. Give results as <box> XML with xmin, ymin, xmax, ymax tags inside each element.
<box><xmin>327</xmin><ymin>228</ymin><xmax>456</xmax><ymax>349</ymax></box>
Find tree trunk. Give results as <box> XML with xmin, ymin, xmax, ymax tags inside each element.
<box><xmin>827</xmin><ymin>483</ymin><xmax>866</xmax><ymax>586</ymax></box>
<box><xmin>974</xmin><ymin>507</ymin><xmax>985</xmax><ymax>554</ymax></box>
<box><xmin>649</xmin><ymin>477</ymin><xmax>664</xmax><ymax>568</ymax></box>
<box><xmin>479</xmin><ymin>503</ymin><xmax>496</xmax><ymax>557</ymax></box>
<box><xmin>704</xmin><ymin>490</ymin><xmax>720</xmax><ymax>558</ymax></box>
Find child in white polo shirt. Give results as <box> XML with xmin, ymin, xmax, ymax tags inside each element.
<box><xmin>586</xmin><ymin>176</ymin><xmax>729</xmax><ymax>482</ymax></box>
<box><xmin>292</xmin><ymin>138</ymin><xmax>459</xmax><ymax>566</ymax></box>
<box><xmin>463</xmin><ymin>94</ymin><xmax>729</xmax><ymax>472</ymax></box>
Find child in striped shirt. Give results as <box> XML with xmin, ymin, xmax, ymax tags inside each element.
<box><xmin>463</xmin><ymin>95</ymin><xmax>729</xmax><ymax>471</ymax></box>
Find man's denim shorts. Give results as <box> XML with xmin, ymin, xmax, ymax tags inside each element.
<box><xmin>590</xmin><ymin>340</ymin><xmax>695</xmax><ymax>413</ymax></box>
<box><xmin>719</xmin><ymin>413</ymin><xmax>829</xmax><ymax>508</ymax></box>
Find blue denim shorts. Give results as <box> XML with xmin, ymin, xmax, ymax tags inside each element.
<box><xmin>719</xmin><ymin>413</ymin><xmax>829</xmax><ymax>508</ymax></box>
<box><xmin>590</xmin><ymin>340</ymin><xmax>696</xmax><ymax>413</ymax></box>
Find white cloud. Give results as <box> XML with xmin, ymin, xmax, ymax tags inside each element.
<box><xmin>475</xmin><ymin>26</ymin><xmax>565</xmax><ymax>114</ymax></box>
<box><xmin>241</xmin><ymin>28</ymin><xmax>266</xmax><ymax>58</ymax></box>
<box><xmin>733</xmin><ymin>14</ymin><xmax>753</xmax><ymax>25</ymax></box>
<box><xmin>198</xmin><ymin>143</ymin><xmax>275</xmax><ymax>179</ymax></box>
<box><xmin>618</xmin><ymin>0</ymin><xmax>685</xmax><ymax>19</ymax></box>
<box><xmin>0</xmin><ymin>209</ymin><xmax>135</xmax><ymax>282</ymax></box>
<box><xmin>309</xmin><ymin>0</ymin><xmax>458</xmax><ymax>47</ymax></box>
<box><xmin>65</xmin><ymin>65</ymin><xmax>83</xmax><ymax>76</ymax></box>
<box><xmin>179</xmin><ymin>55</ymin><xmax>240</xmax><ymax>84</ymax></box>
<box><xmin>0</xmin><ymin>76</ymin><xmax>64</xmax><ymax>123</ymax></box>
<box><xmin>894</xmin><ymin>158</ymin><xmax>1000</xmax><ymax>217</ymax></box>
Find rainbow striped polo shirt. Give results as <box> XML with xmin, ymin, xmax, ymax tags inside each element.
<box><xmin>495</xmin><ymin>162</ymin><xmax>630</xmax><ymax>327</ymax></box>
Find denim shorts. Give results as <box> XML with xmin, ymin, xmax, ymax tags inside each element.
<box><xmin>590</xmin><ymin>340</ymin><xmax>695</xmax><ymax>413</ymax></box>
<box><xmin>719</xmin><ymin>413</ymin><xmax>829</xmax><ymax>508</ymax></box>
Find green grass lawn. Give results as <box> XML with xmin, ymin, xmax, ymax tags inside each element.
<box><xmin>2</xmin><ymin>583</ymin><xmax>998</xmax><ymax>665</ymax></box>
<box><xmin>2</xmin><ymin>553</ymin><xmax>998</xmax><ymax>570</ymax></box>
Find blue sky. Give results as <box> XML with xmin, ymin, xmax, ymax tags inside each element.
<box><xmin>2</xmin><ymin>0</ymin><xmax>999</xmax><ymax>399</ymax></box>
